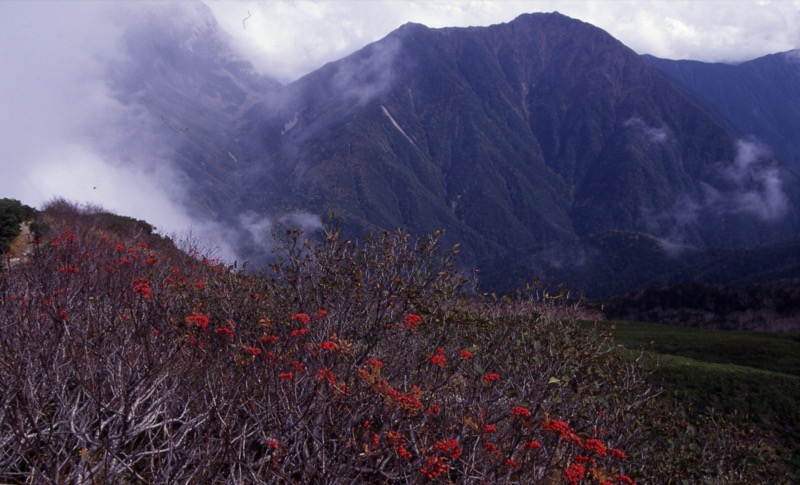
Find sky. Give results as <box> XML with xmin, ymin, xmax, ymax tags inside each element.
<box><xmin>206</xmin><ymin>0</ymin><xmax>800</xmax><ymax>82</ymax></box>
<box><xmin>0</xmin><ymin>0</ymin><xmax>798</xmax><ymax>256</ymax></box>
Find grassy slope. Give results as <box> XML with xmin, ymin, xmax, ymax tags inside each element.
<box><xmin>605</xmin><ymin>320</ymin><xmax>800</xmax><ymax>477</ymax></box>
<box><xmin>607</xmin><ymin>322</ymin><xmax>800</xmax><ymax>375</ymax></box>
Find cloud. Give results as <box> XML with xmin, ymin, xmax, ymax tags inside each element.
<box><xmin>206</xmin><ymin>0</ymin><xmax>800</xmax><ymax>82</ymax></box>
<box><xmin>655</xmin><ymin>236</ymin><xmax>697</xmax><ymax>259</ymax></box>
<box><xmin>205</xmin><ymin>0</ymin><xmax>497</xmax><ymax>83</ymax></box>
<box><xmin>232</xmin><ymin>210</ymin><xmax>323</xmax><ymax>262</ymax></box>
<box><xmin>0</xmin><ymin>1</ymin><xmax>238</xmax><ymax>258</ymax></box>
<box><xmin>593</xmin><ymin>0</ymin><xmax>800</xmax><ymax>62</ymax></box>
<box><xmin>640</xmin><ymin>195</ymin><xmax>701</xmax><ymax>247</ymax></box>
<box><xmin>526</xmin><ymin>243</ymin><xmax>596</xmax><ymax>272</ymax></box>
<box><xmin>280</xmin><ymin>212</ymin><xmax>323</xmax><ymax>231</ymax></box>
<box><xmin>331</xmin><ymin>37</ymin><xmax>402</xmax><ymax>106</ymax></box>
<box><xmin>259</xmin><ymin>32</ymin><xmax>404</xmax><ymax>165</ymax></box>
<box><xmin>237</xmin><ymin>211</ymin><xmax>275</xmax><ymax>250</ymax></box>
<box><xmin>641</xmin><ymin>138</ymin><xmax>789</xmax><ymax>248</ymax></box>
<box><xmin>624</xmin><ymin>117</ymin><xmax>669</xmax><ymax>143</ymax></box>
<box><xmin>718</xmin><ymin>139</ymin><xmax>788</xmax><ymax>221</ymax></box>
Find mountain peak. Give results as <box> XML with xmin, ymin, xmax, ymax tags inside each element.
<box><xmin>509</xmin><ymin>11</ymin><xmax>581</xmax><ymax>22</ymax></box>
<box><xmin>397</xmin><ymin>21</ymin><xmax>429</xmax><ymax>31</ymax></box>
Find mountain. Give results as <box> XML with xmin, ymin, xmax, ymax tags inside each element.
<box><xmin>643</xmin><ymin>50</ymin><xmax>800</xmax><ymax>171</ymax></box>
<box><xmin>111</xmin><ymin>7</ymin><xmax>800</xmax><ymax>296</ymax></box>
<box><xmin>232</xmin><ymin>13</ymin><xmax>800</xmax><ymax>267</ymax></box>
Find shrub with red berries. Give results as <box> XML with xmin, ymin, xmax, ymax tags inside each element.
<box><xmin>0</xmin><ymin>201</ymin><xmax>784</xmax><ymax>483</ymax></box>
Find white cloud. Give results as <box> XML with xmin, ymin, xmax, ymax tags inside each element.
<box><xmin>238</xmin><ymin>211</ymin><xmax>274</xmax><ymax>249</ymax></box>
<box><xmin>642</xmin><ymin>138</ymin><xmax>789</xmax><ymax>248</ymax></box>
<box><xmin>0</xmin><ymin>1</ymin><xmax>237</xmax><ymax>257</ymax></box>
<box><xmin>280</xmin><ymin>212</ymin><xmax>323</xmax><ymax>231</ymax></box>
<box><xmin>330</xmin><ymin>36</ymin><xmax>402</xmax><ymax>106</ymax></box>
<box><xmin>722</xmin><ymin>139</ymin><xmax>788</xmax><ymax>221</ymax></box>
<box><xmin>785</xmin><ymin>50</ymin><xmax>800</xmax><ymax>63</ymax></box>
<box><xmin>624</xmin><ymin>118</ymin><xmax>669</xmax><ymax>143</ymax></box>
<box><xmin>206</xmin><ymin>0</ymin><xmax>800</xmax><ymax>82</ymax></box>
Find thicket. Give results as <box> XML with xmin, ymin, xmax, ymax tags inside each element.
<box><xmin>0</xmin><ymin>200</ymin><xmax>785</xmax><ymax>483</ymax></box>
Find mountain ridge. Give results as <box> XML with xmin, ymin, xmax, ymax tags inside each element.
<box><xmin>105</xmin><ymin>6</ymin><xmax>800</xmax><ymax>296</ymax></box>
<box><xmin>233</xmin><ymin>13</ymin><xmax>799</xmax><ymax>257</ymax></box>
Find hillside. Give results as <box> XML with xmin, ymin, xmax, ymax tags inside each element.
<box><xmin>480</xmin><ymin>231</ymin><xmax>800</xmax><ymax>297</ymax></box>
<box><xmin>604</xmin><ymin>284</ymin><xmax>800</xmax><ymax>332</ymax></box>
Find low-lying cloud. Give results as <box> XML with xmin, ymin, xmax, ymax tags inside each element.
<box><xmin>234</xmin><ymin>210</ymin><xmax>323</xmax><ymax>261</ymax></box>
<box><xmin>332</xmin><ymin>37</ymin><xmax>402</xmax><ymax>106</ymax></box>
<box><xmin>624</xmin><ymin>117</ymin><xmax>670</xmax><ymax>143</ymax></box>
<box><xmin>0</xmin><ymin>2</ymin><xmax>270</xmax><ymax>263</ymax></box>
<box><xmin>642</xmin><ymin>138</ymin><xmax>790</xmax><ymax>249</ymax></box>
<box><xmin>784</xmin><ymin>50</ymin><xmax>800</xmax><ymax>63</ymax></box>
<box><xmin>719</xmin><ymin>139</ymin><xmax>788</xmax><ymax>221</ymax></box>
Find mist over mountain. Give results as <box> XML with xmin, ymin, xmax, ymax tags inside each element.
<box><xmin>103</xmin><ymin>6</ymin><xmax>800</xmax><ymax>296</ymax></box>
<box><xmin>108</xmin><ymin>2</ymin><xmax>280</xmax><ymax>217</ymax></box>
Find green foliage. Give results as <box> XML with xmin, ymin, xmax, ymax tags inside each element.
<box><xmin>609</xmin><ymin>321</ymin><xmax>800</xmax><ymax>375</ymax></box>
<box><xmin>0</xmin><ymin>198</ymin><xmax>36</xmax><ymax>254</ymax></box>
<box><xmin>0</xmin><ymin>203</ymin><xmax>787</xmax><ymax>482</ymax></box>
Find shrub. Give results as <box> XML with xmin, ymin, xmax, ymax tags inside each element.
<box><xmin>0</xmin><ymin>204</ymin><xmax>784</xmax><ymax>482</ymax></box>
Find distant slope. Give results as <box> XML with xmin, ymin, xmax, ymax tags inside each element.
<box><xmin>643</xmin><ymin>50</ymin><xmax>800</xmax><ymax>170</ymax></box>
<box><xmin>108</xmin><ymin>2</ymin><xmax>281</xmax><ymax>217</ymax></box>
<box><xmin>605</xmin><ymin>284</ymin><xmax>800</xmax><ymax>331</ymax></box>
<box><xmin>480</xmin><ymin>232</ymin><xmax>800</xmax><ymax>299</ymax></box>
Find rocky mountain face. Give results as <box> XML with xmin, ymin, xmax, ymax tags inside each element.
<box><xmin>110</xmin><ymin>6</ymin><xmax>800</xmax><ymax>296</ymax></box>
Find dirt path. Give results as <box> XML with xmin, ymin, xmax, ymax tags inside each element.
<box><xmin>7</xmin><ymin>221</ymin><xmax>33</xmax><ymax>266</ymax></box>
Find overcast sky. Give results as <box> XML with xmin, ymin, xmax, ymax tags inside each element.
<box><xmin>0</xmin><ymin>0</ymin><xmax>797</xmax><ymax>250</ymax></box>
<box><xmin>206</xmin><ymin>0</ymin><xmax>800</xmax><ymax>82</ymax></box>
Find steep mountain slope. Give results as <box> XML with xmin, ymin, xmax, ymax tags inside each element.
<box><xmin>234</xmin><ymin>13</ymin><xmax>800</xmax><ymax>271</ymax></box>
<box><xmin>643</xmin><ymin>50</ymin><xmax>800</xmax><ymax>171</ymax></box>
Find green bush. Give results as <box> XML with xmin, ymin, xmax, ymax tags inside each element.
<box><xmin>0</xmin><ymin>198</ymin><xmax>36</xmax><ymax>255</ymax></box>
